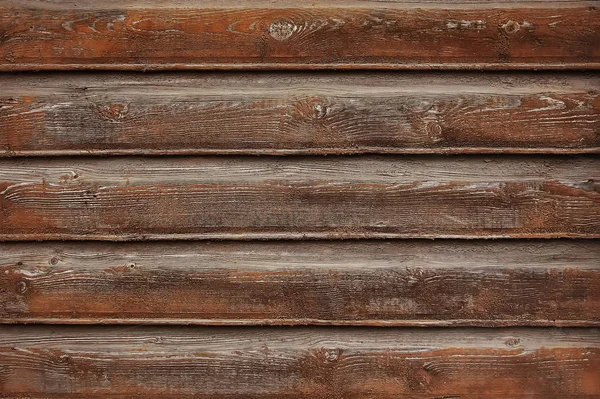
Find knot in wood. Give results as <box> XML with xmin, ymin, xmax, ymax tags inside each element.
<box><xmin>313</xmin><ymin>102</ymin><xmax>327</xmax><ymax>119</ymax></box>
<box><xmin>426</xmin><ymin>121</ymin><xmax>442</xmax><ymax>140</ymax></box>
<box><xmin>292</xmin><ymin>97</ymin><xmax>331</xmax><ymax>121</ymax></box>
<box><xmin>96</xmin><ymin>103</ymin><xmax>130</xmax><ymax>122</ymax></box>
<box><xmin>446</xmin><ymin>19</ymin><xmax>486</xmax><ymax>30</ymax></box>
<box><xmin>17</xmin><ymin>280</ymin><xmax>28</xmax><ymax>294</ymax></box>
<box><xmin>502</xmin><ymin>20</ymin><xmax>520</xmax><ymax>34</ymax></box>
<box><xmin>59</xmin><ymin>354</ymin><xmax>71</xmax><ymax>364</ymax></box>
<box><xmin>323</xmin><ymin>348</ymin><xmax>341</xmax><ymax>362</ymax></box>
<box><xmin>504</xmin><ymin>337</ymin><xmax>522</xmax><ymax>347</ymax></box>
<box><xmin>269</xmin><ymin>20</ymin><xmax>297</xmax><ymax>41</ymax></box>
<box><xmin>151</xmin><ymin>336</ymin><xmax>164</xmax><ymax>344</ymax></box>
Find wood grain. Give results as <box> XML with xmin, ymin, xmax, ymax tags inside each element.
<box><xmin>0</xmin><ymin>1</ymin><xmax>598</xmax><ymax>70</ymax></box>
<box><xmin>1</xmin><ymin>73</ymin><xmax>599</xmax><ymax>156</ymax></box>
<box><xmin>0</xmin><ymin>326</ymin><xmax>598</xmax><ymax>398</ymax></box>
<box><xmin>0</xmin><ymin>156</ymin><xmax>598</xmax><ymax>240</ymax></box>
<box><xmin>1</xmin><ymin>240</ymin><xmax>598</xmax><ymax>326</ymax></box>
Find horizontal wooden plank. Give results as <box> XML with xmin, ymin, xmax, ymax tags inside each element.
<box><xmin>0</xmin><ymin>156</ymin><xmax>598</xmax><ymax>240</ymax></box>
<box><xmin>0</xmin><ymin>326</ymin><xmax>598</xmax><ymax>398</ymax></box>
<box><xmin>1</xmin><ymin>73</ymin><xmax>599</xmax><ymax>156</ymax></box>
<box><xmin>0</xmin><ymin>1</ymin><xmax>599</xmax><ymax>70</ymax></box>
<box><xmin>7</xmin><ymin>0</ymin><xmax>597</xmax><ymax>8</ymax></box>
<box><xmin>1</xmin><ymin>240</ymin><xmax>598</xmax><ymax>326</ymax></box>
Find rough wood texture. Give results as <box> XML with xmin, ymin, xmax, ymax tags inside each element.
<box><xmin>1</xmin><ymin>73</ymin><xmax>599</xmax><ymax>156</ymax></box>
<box><xmin>0</xmin><ymin>1</ymin><xmax>599</xmax><ymax>70</ymax></box>
<box><xmin>0</xmin><ymin>156</ymin><xmax>598</xmax><ymax>240</ymax></box>
<box><xmin>0</xmin><ymin>326</ymin><xmax>598</xmax><ymax>398</ymax></box>
<box><xmin>1</xmin><ymin>240</ymin><xmax>598</xmax><ymax>326</ymax></box>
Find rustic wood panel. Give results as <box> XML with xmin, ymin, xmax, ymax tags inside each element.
<box><xmin>0</xmin><ymin>156</ymin><xmax>598</xmax><ymax>240</ymax></box>
<box><xmin>1</xmin><ymin>240</ymin><xmax>598</xmax><ymax>326</ymax></box>
<box><xmin>1</xmin><ymin>73</ymin><xmax>599</xmax><ymax>156</ymax></box>
<box><xmin>0</xmin><ymin>1</ymin><xmax>599</xmax><ymax>70</ymax></box>
<box><xmin>1</xmin><ymin>326</ymin><xmax>598</xmax><ymax>398</ymax></box>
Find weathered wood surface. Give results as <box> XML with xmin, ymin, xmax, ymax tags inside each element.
<box><xmin>0</xmin><ymin>156</ymin><xmax>598</xmax><ymax>240</ymax></box>
<box><xmin>0</xmin><ymin>326</ymin><xmax>598</xmax><ymax>398</ymax></box>
<box><xmin>0</xmin><ymin>1</ymin><xmax>599</xmax><ymax>70</ymax></box>
<box><xmin>1</xmin><ymin>240</ymin><xmax>598</xmax><ymax>326</ymax></box>
<box><xmin>1</xmin><ymin>73</ymin><xmax>599</xmax><ymax>156</ymax></box>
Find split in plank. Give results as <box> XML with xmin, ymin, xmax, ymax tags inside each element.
<box><xmin>0</xmin><ymin>240</ymin><xmax>599</xmax><ymax>326</ymax></box>
<box><xmin>0</xmin><ymin>1</ymin><xmax>599</xmax><ymax>70</ymax></box>
<box><xmin>1</xmin><ymin>72</ymin><xmax>599</xmax><ymax>156</ymax></box>
<box><xmin>0</xmin><ymin>156</ymin><xmax>598</xmax><ymax>240</ymax></box>
<box><xmin>0</xmin><ymin>326</ymin><xmax>599</xmax><ymax>398</ymax></box>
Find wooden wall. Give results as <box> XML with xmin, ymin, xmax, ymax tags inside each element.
<box><xmin>1</xmin><ymin>0</ymin><xmax>599</xmax><ymax>70</ymax></box>
<box><xmin>0</xmin><ymin>1</ymin><xmax>598</xmax><ymax>397</ymax></box>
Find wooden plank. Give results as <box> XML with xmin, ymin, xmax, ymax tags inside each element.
<box><xmin>0</xmin><ymin>326</ymin><xmax>598</xmax><ymax>398</ymax></box>
<box><xmin>0</xmin><ymin>156</ymin><xmax>598</xmax><ymax>240</ymax></box>
<box><xmin>1</xmin><ymin>240</ymin><xmax>598</xmax><ymax>326</ymax></box>
<box><xmin>0</xmin><ymin>1</ymin><xmax>599</xmax><ymax>70</ymax></box>
<box><xmin>2</xmin><ymin>73</ymin><xmax>599</xmax><ymax>156</ymax></box>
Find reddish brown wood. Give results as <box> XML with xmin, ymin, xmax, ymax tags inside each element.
<box><xmin>0</xmin><ymin>1</ymin><xmax>598</xmax><ymax>70</ymax></box>
<box><xmin>1</xmin><ymin>73</ymin><xmax>599</xmax><ymax>156</ymax></box>
<box><xmin>0</xmin><ymin>156</ymin><xmax>598</xmax><ymax>240</ymax></box>
<box><xmin>0</xmin><ymin>2</ymin><xmax>598</xmax><ymax>398</ymax></box>
<box><xmin>0</xmin><ymin>326</ymin><xmax>598</xmax><ymax>398</ymax></box>
<box><xmin>1</xmin><ymin>240</ymin><xmax>598</xmax><ymax>326</ymax></box>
